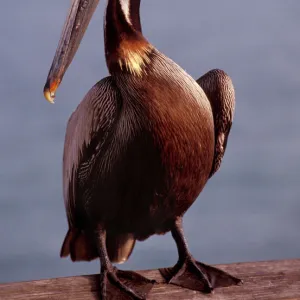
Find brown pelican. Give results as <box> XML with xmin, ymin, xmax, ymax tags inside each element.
<box><xmin>44</xmin><ymin>0</ymin><xmax>241</xmax><ymax>298</ymax></box>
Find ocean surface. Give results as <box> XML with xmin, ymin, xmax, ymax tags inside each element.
<box><xmin>0</xmin><ymin>0</ymin><xmax>299</xmax><ymax>283</ymax></box>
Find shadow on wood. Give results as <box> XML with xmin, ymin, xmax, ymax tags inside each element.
<box><xmin>1</xmin><ymin>259</ymin><xmax>300</xmax><ymax>299</ymax></box>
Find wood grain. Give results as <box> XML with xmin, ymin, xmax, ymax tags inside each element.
<box><xmin>1</xmin><ymin>259</ymin><xmax>300</xmax><ymax>299</ymax></box>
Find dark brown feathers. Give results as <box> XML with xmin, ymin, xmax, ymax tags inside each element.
<box><xmin>63</xmin><ymin>77</ymin><xmax>121</xmax><ymax>228</ymax></box>
<box><xmin>59</xmin><ymin>0</ymin><xmax>234</xmax><ymax>267</ymax></box>
<box><xmin>197</xmin><ymin>69</ymin><xmax>235</xmax><ymax>177</ymax></box>
<box><xmin>60</xmin><ymin>229</ymin><xmax>98</xmax><ymax>261</ymax></box>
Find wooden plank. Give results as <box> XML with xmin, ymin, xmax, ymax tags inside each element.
<box><xmin>1</xmin><ymin>259</ymin><xmax>300</xmax><ymax>299</ymax></box>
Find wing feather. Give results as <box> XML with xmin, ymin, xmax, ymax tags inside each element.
<box><xmin>63</xmin><ymin>76</ymin><xmax>121</xmax><ymax>226</ymax></box>
<box><xmin>197</xmin><ymin>69</ymin><xmax>235</xmax><ymax>177</ymax></box>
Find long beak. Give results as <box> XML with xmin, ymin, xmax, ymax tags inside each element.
<box><xmin>44</xmin><ymin>0</ymin><xmax>100</xmax><ymax>103</ymax></box>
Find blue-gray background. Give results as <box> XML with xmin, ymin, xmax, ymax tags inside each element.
<box><xmin>0</xmin><ymin>1</ymin><xmax>299</xmax><ymax>283</ymax></box>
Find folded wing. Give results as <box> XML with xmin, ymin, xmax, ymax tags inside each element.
<box><xmin>197</xmin><ymin>69</ymin><xmax>235</xmax><ymax>177</ymax></box>
<box><xmin>63</xmin><ymin>76</ymin><xmax>121</xmax><ymax>227</ymax></box>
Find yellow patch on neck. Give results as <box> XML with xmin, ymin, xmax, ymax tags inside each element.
<box><xmin>118</xmin><ymin>40</ymin><xmax>153</xmax><ymax>77</ymax></box>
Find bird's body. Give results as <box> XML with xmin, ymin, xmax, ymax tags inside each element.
<box><xmin>64</xmin><ymin>52</ymin><xmax>214</xmax><ymax>248</ymax></box>
<box><xmin>44</xmin><ymin>0</ymin><xmax>240</xmax><ymax>298</ymax></box>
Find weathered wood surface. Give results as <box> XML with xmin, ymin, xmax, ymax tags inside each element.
<box><xmin>1</xmin><ymin>259</ymin><xmax>300</xmax><ymax>300</ymax></box>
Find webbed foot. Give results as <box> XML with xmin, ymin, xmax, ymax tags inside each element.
<box><xmin>160</xmin><ymin>257</ymin><xmax>242</xmax><ymax>293</ymax></box>
<box><xmin>160</xmin><ymin>217</ymin><xmax>242</xmax><ymax>293</ymax></box>
<box><xmin>100</xmin><ymin>267</ymin><xmax>155</xmax><ymax>299</ymax></box>
<box><xmin>95</xmin><ymin>227</ymin><xmax>155</xmax><ymax>299</ymax></box>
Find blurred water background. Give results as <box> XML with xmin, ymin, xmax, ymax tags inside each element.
<box><xmin>0</xmin><ymin>0</ymin><xmax>299</xmax><ymax>283</ymax></box>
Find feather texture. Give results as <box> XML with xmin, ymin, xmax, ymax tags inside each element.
<box><xmin>197</xmin><ymin>69</ymin><xmax>235</xmax><ymax>177</ymax></box>
<box><xmin>63</xmin><ymin>76</ymin><xmax>121</xmax><ymax>227</ymax></box>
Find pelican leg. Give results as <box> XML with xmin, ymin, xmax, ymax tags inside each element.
<box><xmin>159</xmin><ymin>217</ymin><xmax>242</xmax><ymax>293</ymax></box>
<box><xmin>96</xmin><ymin>227</ymin><xmax>155</xmax><ymax>300</ymax></box>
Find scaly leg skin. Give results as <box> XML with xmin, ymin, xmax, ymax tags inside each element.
<box><xmin>96</xmin><ymin>227</ymin><xmax>155</xmax><ymax>300</ymax></box>
<box><xmin>159</xmin><ymin>217</ymin><xmax>242</xmax><ymax>293</ymax></box>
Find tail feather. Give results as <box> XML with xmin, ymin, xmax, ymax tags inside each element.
<box><xmin>60</xmin><ymin>229</ymin><xmax>98</xmax><ymax>262</ymax></box>
<box><xmin>60</xmin><ymin>229</ymin><xmax>136</xmax><ymax>264</ymax></box>
<box><xmin>106</xmin><ymin>233</ymin><xmax>136</xmax><ymax>264</ymax></box>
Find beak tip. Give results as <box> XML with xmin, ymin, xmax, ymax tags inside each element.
<box><xmin>44</xmin><ymin>85</ymin><xmax>55</xmax><ymax>104</ymax></box>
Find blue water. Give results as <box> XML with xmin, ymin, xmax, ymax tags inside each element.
<box><xmin>0</xmin><ymin>0</ymin><xmax>299</xmax><ymax>283</ymax></box>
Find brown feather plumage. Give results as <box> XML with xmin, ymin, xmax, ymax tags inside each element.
<box><xmin>45</xmin><ymin>0</ymin><xmax>239</xmax><ymax>296</ymax></box>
